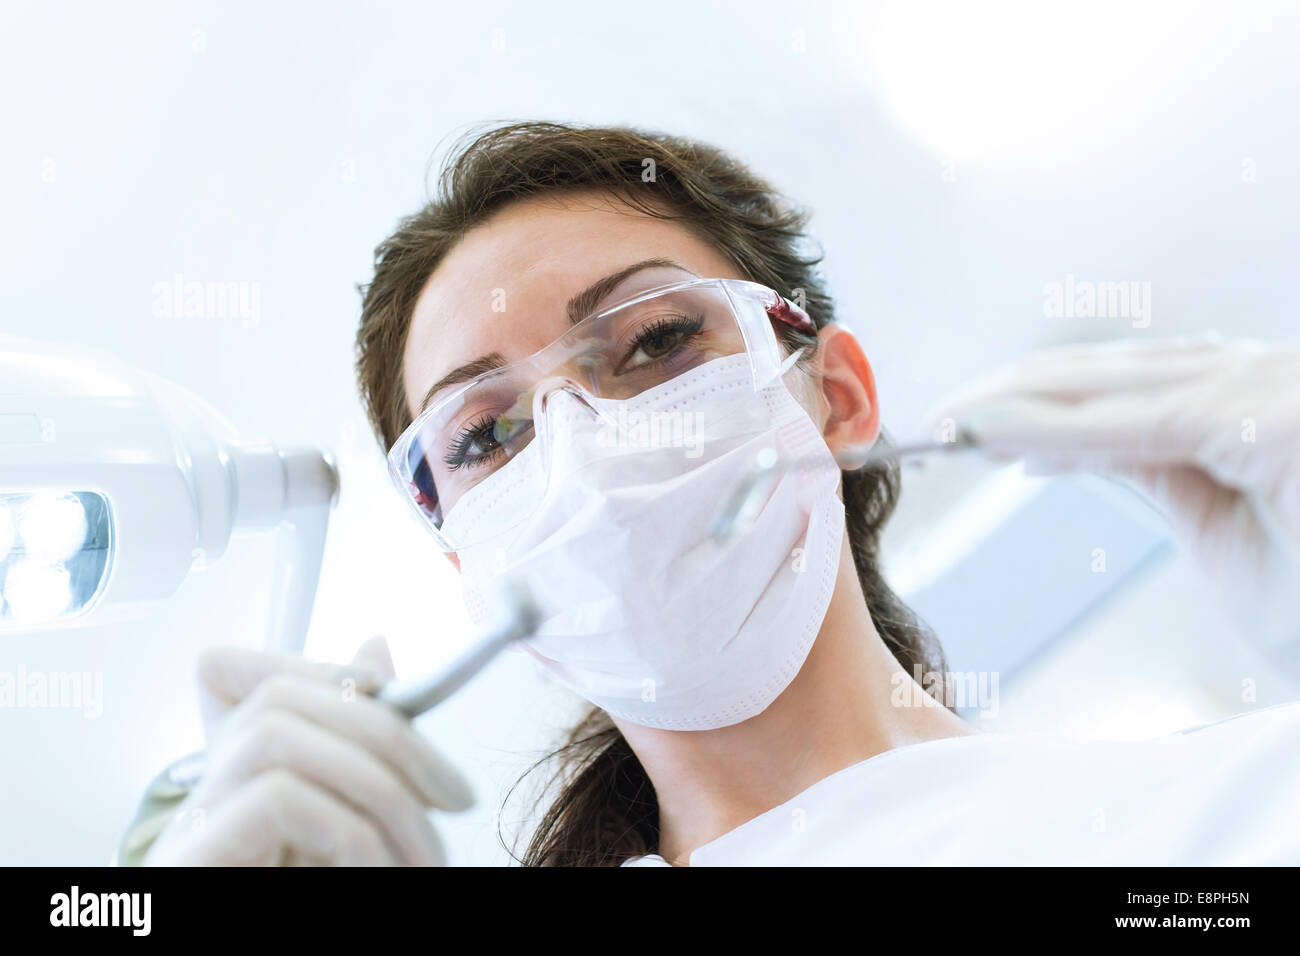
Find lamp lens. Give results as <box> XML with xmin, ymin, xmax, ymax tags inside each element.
<box><xmin>0</xmin><ymin>491</ymin><xmax>112</xmax><ymax>628</ymax></box>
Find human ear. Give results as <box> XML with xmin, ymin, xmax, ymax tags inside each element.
<box><xmin>816</xmin><ymin>324</ymin><xmax>881</xmax><ymax>469</ymax></box>
<box><xmin>445</xmin><ymin>552</ymin><xmax>461</xmax><ymax>572</ymax></box>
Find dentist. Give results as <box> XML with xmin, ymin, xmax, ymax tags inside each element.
<box><xmin>141</xmin><ymin>121</ymin><xmax>1300</xmax><ymax>867</ymax></box>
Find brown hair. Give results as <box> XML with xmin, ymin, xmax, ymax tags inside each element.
<box><xmin>355</xmin><ymin>121</ymin><xmax>949</xmax><ymax>866</ymax></box>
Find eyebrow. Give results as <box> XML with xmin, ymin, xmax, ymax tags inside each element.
<box><xmin>416</xmin><ymin>257</ymin><xmax>697</xmax><ymax>413</ymax></box>
<box><xmin>564</xmin><ymin>257</ymin><xmax>692</xmax><ymax>325</ymax></box>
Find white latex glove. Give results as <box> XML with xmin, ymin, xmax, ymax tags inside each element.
<box><xmin>926</xmin><ymin>334</ymin><xmax>1300</xmax><ymax>653</ymax></box>
<box><xmin>143</xmin><ymin>636</ymin><xmax>476</xmax><ymax>866</ymax></box>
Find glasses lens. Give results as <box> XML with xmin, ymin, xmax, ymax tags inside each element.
<box><xmin>566</xmin><ymin>283</ymin><xmax>747</xmax><ymax>398</ymax></box>
<box><xmin>399</xmin><ymin>281</ymin><xmax>753</xmax><ymax>541</ymax></box>
<box><xmin>402</xmin><ymin>366</ymin><xmax>536</xmax><ymax>527</ymax></box>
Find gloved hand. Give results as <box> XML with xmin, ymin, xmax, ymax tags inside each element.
<box><xmin>925</xmin><ymin>334</ymin><xmax>1300</xmax><ymax>653</ymax></box>
<box><xmin>143</xmin><ymin>636</ymin><xmax>476</xmax><ymax>865</ymax></box>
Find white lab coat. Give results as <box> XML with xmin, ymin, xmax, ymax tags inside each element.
<box><xmin>622</xmin><ymin>700</ymin><xmax>1300</xmax><ymax>865</ymax></box>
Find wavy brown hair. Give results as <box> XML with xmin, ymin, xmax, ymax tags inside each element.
<box><xmin>356</xmin><ymin>121</ymin><xmax>950</xmax><ymax>866</ymax></box>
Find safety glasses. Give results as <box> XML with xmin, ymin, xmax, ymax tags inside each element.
<box><xmin>386</xmin><ymin>276</ymin><xmax>816</xmax><ymax>552</ymax></box>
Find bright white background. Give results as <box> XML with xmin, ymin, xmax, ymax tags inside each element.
<box><xmin>2</xmin><ymin>0</ymin><xmax>1298</xmax><ymax>864</ymax></box>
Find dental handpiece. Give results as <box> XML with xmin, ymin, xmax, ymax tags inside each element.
<box><xmin>710</xmin><ymin>429</ymin><xmax>980</xmax><ymax>541</ymax></box>
<box><xmin>376</xmin><ymin>581</ymin><xmax>541</xmax><ymax>717</ymax></box>
<box><xmin>115</xmin><ymin>585</ymin><xmax>540</xmax><ymax>865</ymax></box>
<box><xmin>136</xmin><ymin>583</ymin><xmax>541</xmax><ymax>800</ymax></box>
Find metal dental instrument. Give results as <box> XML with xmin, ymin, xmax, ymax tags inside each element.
<box><xmin>376</xmin><ymin>581</ymin><xmax>541</xmax><ymax>717</ymax></box>
<box><xmin>116</xmin><ymin>581</ymin><xmax>541</xmax><ymax>865</ymax></box>
<box><xmin>710</xmin><ymin>429</ymin><xmax>981</xmax><ymax>541</ymax></box>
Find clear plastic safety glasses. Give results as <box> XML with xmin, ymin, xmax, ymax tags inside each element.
<box><xmin>386</xmin><ymin>276</ymin><xmax>816</xmax><ymax>552</ymax></box>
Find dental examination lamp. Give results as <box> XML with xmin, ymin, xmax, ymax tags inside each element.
<box><xmin>0</xmin><ymin>336</ymin><xmax>338</xmax><ymax>652</ymax></box>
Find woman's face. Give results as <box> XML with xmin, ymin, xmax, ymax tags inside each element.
<box><xmin>402</xmin><ymin>190</ymin><xmax>757</xmax><ymax>427</ymax></box>
<box><xmin>402</xmin><ymin>187</ymin><xmax>879</xmax><ymax>578</ymax></box>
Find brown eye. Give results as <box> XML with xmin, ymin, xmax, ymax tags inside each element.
<box><xmin>640</xmin><ymin>329</ymin><xmax>686</xmax><ymax>359</ymax></box>
<box><xmin>619</xmin><ymin>315</ymin><xmax>706</xmax><ymax>372</ymax></box>
<box><xmin>444</xmin><ymin>418</ymin><xmax>503</xmax><ymax>469</ymax></box>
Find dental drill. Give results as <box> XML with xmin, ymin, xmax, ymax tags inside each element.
<box><xmin>115</xmin><ymin>581</ymin><xmax>541</xmax><ymax>866</ymax></box>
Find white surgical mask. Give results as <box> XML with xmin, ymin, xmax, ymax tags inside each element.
<box><xmin>440</xmin><ymin>353</ymin><xmax>845</xmax><ymax>730</ymax></box>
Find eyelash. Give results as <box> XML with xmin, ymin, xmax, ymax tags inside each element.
<box><xmin>442</xmin><ymin>314</ymin><xmax>706</xmax><ymax>471</ymax></box>
<box><xmin>617</xmin><ymin>314</ymin><xmax>705</xmax><ymax>370</ymax></box>
<box><xmin>443</xmin><ymin>415</ymin><xmax>502</xmax><ymax>471</ymax></box>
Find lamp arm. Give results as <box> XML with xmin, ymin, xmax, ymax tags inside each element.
<box><xmin>261</xmin><ymin>447</ymin><xmax>338</xmax><ymax>654</ymax></box>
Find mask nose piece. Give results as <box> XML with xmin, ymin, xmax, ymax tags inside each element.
<box><xmin>534</xmin><ymin>378</ymin><xmax>599</xmax><ymax>418</ymax></box>
<box><xmin>530</xmin><ymin>378</ymin><xmax>615</xmax><ymax>480</ymax></box>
